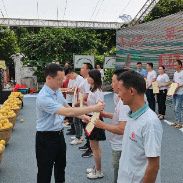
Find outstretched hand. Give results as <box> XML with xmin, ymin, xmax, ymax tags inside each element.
<box><xmin>94</xmin><ymin>119</ymin><xmax>105</xmax><ymax>129</ymax></box>
<box><xmin>93</xmin><ymin>103</ymin><xmax>105</xmax><ymax>112</ymax></box>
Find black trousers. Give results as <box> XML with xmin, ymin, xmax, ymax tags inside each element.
<box><xmin>65</xmin><ymin>103</ymin><xmax>73</xmax><ymax>122</ymax></box>
<box><xmin>146</xmin><ymin>89</ymin><xmax>155</xmax><ymax>112</ymax></box>
<box><xmin>36</xmin><ymin>131</ymin><xmax>66</xmax><ymax>183</ymax></box>
<box><xmin>157</xmin><ymin>89</ymin><xmax>167</xmax><ymax>115</ymax></box>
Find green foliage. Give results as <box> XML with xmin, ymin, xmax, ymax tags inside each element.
<box><xmin>19</xmin><ymin>28</ymin><xmax>99</xmax><ymax>65</ymax></box>
<box><xmin>0</xmin><ymin>27</ymin><xmax>20</xmax><ymax>66</ymax></box>
<box><xmin>104</xmin><ymin>69</ymin><xmax>114</xmax><ymax>83</ymax></box>
<box><xmin>144</xmin><ymin>0</ymin><xmax>183</xmax><ymax>22</ymax></box>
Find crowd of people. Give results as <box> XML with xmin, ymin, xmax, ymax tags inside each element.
<box><xmin>35</xmin><ymin>59</ymin><xmax>183</xmax><ymax>183</ymax></box>
<box><xmin>137</xmin><ymin>60</ymin><xmax>183</xmax><ymax>128</ymax></box>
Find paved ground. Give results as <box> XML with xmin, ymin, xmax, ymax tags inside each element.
<box><xmin>0</xmin><ymin>93</ymin><xmax>183</xmax><ymax>183</ymax></box>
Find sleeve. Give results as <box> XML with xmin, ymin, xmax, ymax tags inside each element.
<box><xmin>143</xmin><ymin>122</ymin><xmax>163</xmax><ymax>157</ymax></box>
<box><xmin>95</xmin><ymin>90</ymin><xmax>104</xmax><ymax>104</ymax></box>
<box><xmin>164</xmin><ymin>74</ymin><xmax>170</xmax><ymax>82</ymax></box>
<box><xmin>153</xmin><ymin>71</ymin><xmax>157</xmax><ymax>78</ymax></box>
<box><xmin>85</xmin><ymin>82</ymin><xmax>90</xmax><ymax>94</ymax></box>
<box><xmin>63</xmin><ymin>97</ymin><xmax>68</xmax><ymax>106</ymax></box>
<box><xmin>119</xmin><ymin>105</ymin><xmax>130</xmax><ymax>121</ymax></box>
<box><xmin>39</xmin><ymin>96</ymin><xmax>62</xmax><ymax>115</ymax></box>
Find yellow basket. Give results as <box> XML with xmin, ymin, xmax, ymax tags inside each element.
<box><xmin>17</xmin><ymin>103</ymin><xmax>22</xmax><ymax>109</ymax></box>
<box><xmin>0</xmin><ymin>146</ymin><xmax>5</xmax><ymax>164</ymax></box>
<box><xmin>20</xmin><ymin>96</ymin><xmax>24</xmax><ymax>101</ymax></box>
<box><xmin>7</xmin><ymin>116</ymin><xmax>17</xmax><ymax>128</ymax></box>
<box><xmin>0</xmin><ymin>126</ymin><xmax>13</xmax><ymax>145</ymax></box>
<box><xmin>10</xmin><ymin>107</ymin><xmax>21</xmax><ymax>117</ymax></box>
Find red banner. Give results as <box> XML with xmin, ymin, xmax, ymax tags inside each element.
<box><xmin>159</xmin><ymin>54</ymin><xmax>183</xmax><ymax>67</ymax></box>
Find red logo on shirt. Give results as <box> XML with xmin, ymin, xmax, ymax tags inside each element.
<box><xmin>161</xmin><ymin>78</ymin><xmax>162</xmax><ymax>79</ymax></box>
<box><xmin>131</xmin><ymin>132</ymin><xmax>135</xmax><ymax>138</ymax></box>
<box><xmin>116</xmin><ymin>108</ymin><xmax>117</xmax><ymax>112</ymax></box>
<box><xmin>179</xmin><ymin>77</ymin><xmax>181</xmax><ymax>79</ymax></box>
<box><xmin>81</xmin><ymin>85</ymin><xmax>82</xmax><ymax>87</ymax></box>
<box><xmin>90</xmin><ymin>94</ymin><xmax>92</xmax><ymax>97</ymax></box>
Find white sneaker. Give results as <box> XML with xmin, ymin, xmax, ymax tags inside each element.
<box><xmin>71</xmin><ymin>136</ymin><xmax>76</xmax><ymax>140</ymax></box>
<box><xmin>71</xmin><ymin>136</ymin><xmax>83</xmax><ymax>141</ymax></box>
<box><xmin>64</xmin><ymin>122</ymin><xmax>71</xmax><ymax>128</ymax></box>
<box><xmin>87</xmin><ymin>170</ymin><xmax>104</xmax><ymax>179</ymax></box>
<box><xmin>70</xmin><ymin>138</ymin><xmax>82</xmax><ymax>145</ymax></box>
<box><xmin>87</xmin><ymin>166</ymin><xmax>95</xmax><ymax>173</ymax></box>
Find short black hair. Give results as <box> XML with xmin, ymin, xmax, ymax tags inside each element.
<box><xmin>147</xmin><ymin>62</ymin><xmax>153</xmax><ymax>68</ymax></box>
<box><xmin>118</xmin><ymin>70</ymin><xmax>146</xmax><ymax>95</ymax></box>
<box><xmin>65</xmin><ymin>61</ymin><xmax>70</xmax><ymax>65</ymax></box>
<box><xmin>159</xmin><ymin>65</ymin><xmax>165</xmax><ymax>70</ymax></box>
<box><xmin>113</xmin><ymin>69</ymin><xmax>129</xmax><ymax>77</ymax></box>
<box><xmin>83</xmin><ymin>63</ymin><xmax>93</xmax><ymax>70</ymax></box>
<box><xmin>137</xmin><ymin>62</ymin><xmax>142</xmax><ymax>65</ymax></box>
<box><xmin>64</xmin><ymin>66</ymin><xmax>74</xmax><ymax>75</ymax></box>
<box><xmin>175</xmin><ymin>60</ymin><xmax>182</xmax><ymax>67</ymax></box>
<box><xmin>55</xmin><ymin>61</ymin><xmax>60</xmax><ymax>63</ymax></box>
<box><xmin>44</xmin><ymin>63</ymin><xmax>64</xmax><ymax>78</ymax></box>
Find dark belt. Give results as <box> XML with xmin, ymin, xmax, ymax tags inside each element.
<box><xmin>37</xmin><ymin>128</ymin><xmax>64</xmax><ymax>135</ymax></box>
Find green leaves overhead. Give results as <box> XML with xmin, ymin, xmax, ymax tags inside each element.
<box><xmin>19</xmin><ymin>28</ymin><xmax>99</xmax><ymax>63</ymax></box>
<box><xmin>0</xmin><ymin>27</ymin><xmax>20</xmax><ymax>66</ymax></box>
<box><xmin>144</xmin><ymin>0</ymin><xmax>183</xmax><ymax>22</ymax></box>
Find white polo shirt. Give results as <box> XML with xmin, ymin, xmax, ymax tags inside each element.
<box><xmin>66</xmin><ymin>79</ymin><xmax>75</xmax><ymax>103</ymax></box>
<box><xmin>174</xmin><ymin>70</ymin><xmax>183</xmax><ymax>95</ymax></box>
<box><xmin>113</xmin><ymin>93</ymin><xmax>119</xmax><ymax>107</ymax></box>
<box><xmin>87</xmin><ymin>88</ymin><xmax>104</xmax><ymax>115</ymax></box>
<box><xmin>147</xmin><ymin>70</ymin><xmax>157</xmax><ymax>89</ymax></box>
<box><xmin>117</xmin><ymin>103</ymin><xmax>163</xmax><ymax>183</ymax></box>
<box><xmin>78</xmin><ymin>78</ymin><xmax>90</xmax><ymax>98</ymax></box>
<box><xmin>157</xmin><ymin>73</ymin><xmax>170</xmax><ymax>90</ymax></box>
<box><xmin>72</xmin><ymin>75</ymin><xmax>84</xmax><ymax>105</ymax></box>
<box><xmin>110</xmin><ymin>99</ymin><xmax>130</xmax><ymax>151</ymax></box>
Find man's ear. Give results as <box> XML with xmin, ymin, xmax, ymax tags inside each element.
<box><xmin>130</xmin><ymin>87</ymin><xmax>136</xmax><ymax>96</ymax></box>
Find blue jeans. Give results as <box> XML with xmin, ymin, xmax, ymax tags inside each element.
<box><xmin>173</xmin><ymin>94</ymin><xmax>183</xmax><ymax>124</ymax></box>
<box><xmin>73</xmin><ymin>117</ymin><xmax>83</xmax><ymax>139</ymax></box>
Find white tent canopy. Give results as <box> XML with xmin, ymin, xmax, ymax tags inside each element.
<box><xmin>0</xmin><ymin>0</ymin><xmax>159</xmax><ymax>29</ymax></box>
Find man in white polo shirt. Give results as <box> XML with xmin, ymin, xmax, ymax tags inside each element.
<box><xmin>171</xmin><ymin>60</ymin><xmax>183</xmax><ymax>128</ymax></box>
<box><xmin>94</xmin><ymin>69</ymin><xmax>129</xmax><ymax>183</ymax></box>
<box><xmin>146</xmin><ymin>62</ymin><xmax>157</xmax><ymax>112</ymax></box>
<box><xmin>117</xmin><ymin>70</ymin><xmax>163</xmax><ymax>183</ymax></box>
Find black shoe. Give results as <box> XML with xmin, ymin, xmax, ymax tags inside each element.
<box><xmin>67</xmin><ymin>129</ymin><xmax>71</xmax><ymax>132</ymax></box>
<box><xmin>66</xmin><ymin>132</ymin><xmax>76</xmax><ymax>135</ymax></box>
<box><xmin>82</xmin><ymin>149</ymin><xmax>93</xmax><ymax>158</ymax></box>
<box><xmin>78</xmin><ymin>143</ymin><xmax>89</xmax><ymax>151</ymax></box>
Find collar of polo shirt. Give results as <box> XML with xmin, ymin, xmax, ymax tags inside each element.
<box><xmin>44</xmin><ymin>84</ymin><xmax>60</xmax><ymax>95</ymax></box>
<box><xmin>127</xmin><ymin>102</ymin><xmax>149</xmax><ymax>120</ymax></box>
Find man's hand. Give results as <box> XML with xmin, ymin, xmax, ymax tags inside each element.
<box><xmin>100</xmin><ymin>111</ymin><xmax>109</xmax><ymax>118</ymax></box>
<box><xmin>74</xmin><ymin>100</ymin><xmax>80</xmax><ymax>107</ymax></box>
<box><xmin>82</xmin><ymin>116</ymin><xmax>91</xmax><ymax>124</ymax></box>
<box><xmin>93</xmin><ymin>103</ymin><xmax>105</xmax><ymax>112</ymax></box>
<box><xmin>146</xmin><ymin>86</ymin><xmax>150</xmax><ymax>90</ymax></box>
<box><xmin>94</xmin><ymin>119</ymin><xmax>105</xmax><ymax>129</ymax></box>
<box><xmin>175</xmin><ymin>86</ymin><xmax>179</xmax><ymax>92</ymax></box>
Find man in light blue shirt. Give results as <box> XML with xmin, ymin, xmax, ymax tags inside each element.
<box><xmin>136</xmin><ymin>62</ymin><xmax>148</xmax><ymax>77</ymax></box>
<box><xmin>36</xmin><ymin>63</ymin><xmax>105</xmax><ymax>183</ymax></box>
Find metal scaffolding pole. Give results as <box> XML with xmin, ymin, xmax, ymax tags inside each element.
<box><xmin>0</xmin><ymin>18</ymin><xmax>123</xmax><ymax>29</ymax></box>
